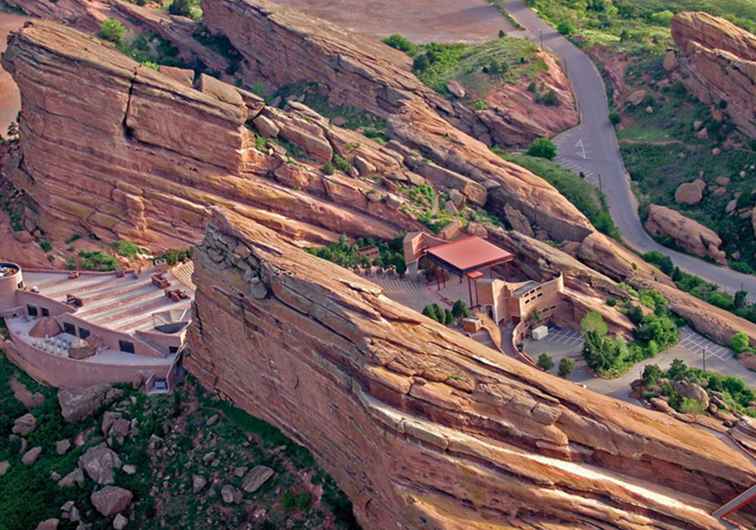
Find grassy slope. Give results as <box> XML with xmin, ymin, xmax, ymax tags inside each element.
<box><xmin>499</xmin><ymin>152</ymin><xmax>620</xmax><ymax>240</ymax></box>
<box><xmin>0</xmin><ymin>352</ymin><xmax>359</xmax><ymax>530</ymax></box>
<box><xmin>528</xmin><ymin>0</ymin><xmax>756</xmax><ymax>54</ymax></box>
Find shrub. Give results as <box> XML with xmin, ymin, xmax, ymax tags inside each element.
<box><xmin>526</xmin><ymin>137</ymin><xmax>557</xmax><ymax>160</ymax></box>
<box><xmin>39</xmin><ymin>240</ymin><xmax>52</xmax><ymax>253</ymax></box>
<box><xmin>472</xmin><ymin>99</ymin><xmax>488</xmax><ymax>111</ymax></box>
<box><xmin>114</xmin><ymin>240</ymin><xmax>140</xmax><ymax>258</ymax></box>
<box><xmin>679</xmin><ymin>397</ymin><xmax>706</xmax><ymax>415</ymax></box>
<box><xmin>443</xmin><ymin>309</ymin><xmax>454</xmax><ymax>325</ymax></box>
<box><xmin>321</xmin><ymin>162</ymin><xmax>335</xmax><ymax>175</ymax></box>
<box><xmin>99</xmin><ymin>18</ymin><xmax>126</xmax><ymax>44</ymax></box>
<box><xmin>168</xmin><ymin>0</ymin><xmax>193</xmax><ymax>17</ymax></box>
<box><xmin>609</xmin><ymin>111</ymin><xmax>621</xmax><ymax>125</ymax></box>
<box><xmin>558</xmin><ymin>357</ymin><xmax>575</xmax><ymax>377</ymax></box>
<box><xmin>642</xmin><ymin>364</ymin><xmax>663</xmax><ymax>386</ymax></box>
<box><xmin>451</xmin><ymin>300</ymin><xmax>471</xmax><ymax>319</ymax></box>
<box><xmin>383</xmin><ymin>34</ymin><xmax>418</xmax><ymax>56</ymax></box>
<box><xmin>537</xmin><ymin>353</ymin><xmax>554</xmax><ymax>372</ymax></box>
<box><xmin>537</xmin><ymin>89</ymin><xmax>559</xmax><ymax>106</ymax></box>
<box><xmin>731</xmin><ymin>332</ymin><xmax>750</xmax><ymax>354</ymax></box>
<box><xmin>557</xmin><ymin>20</ymin><xmax>575</xmax><ymax>36</ymax></box>
<box><xmin>333</xmin><ymin>154</ymin><xmax>351</xmax><ymax>173</ymax></box>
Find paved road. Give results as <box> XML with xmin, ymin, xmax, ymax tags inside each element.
<box><xmin>504</xmin><ymin>1</ymin><xmax>756</xmax><ymax>297</ymax></box>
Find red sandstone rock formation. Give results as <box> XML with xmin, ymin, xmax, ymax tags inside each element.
<box><xmin>1</xmin><ymin>20</ymin><xmax>427</xmax><ymax>248</ymax></box>
<box><xmin>187</xmin><ymin>207</ymin><xmax>756</xmax><ymax>530</ymax></box>
<box><xmin>645</xmin><ymin>204</ymin><xmax>727</xmax><ymax>265</ymax></box>
<box><xmin>671</xmin><ymin>12</ymin><xmax>756</xmax><ymax>138</ymax></box>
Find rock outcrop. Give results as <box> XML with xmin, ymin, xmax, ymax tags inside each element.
<box><xmin>187</xmin><ymin>208</ymin><xmax>756</xmax><ymax>530</ymax></box>
<box><xmin>1</xmin><ymin>20</ymin><xmax>425</xmax><ymax>248</ymax></box>
<box><xmin>200</xmin><ymin>0</ymin><xmax>591</xmax><ymax>242</ymax></box>
<box><xmin>645</xmin><ymin>204</ymin><xmax>727</xmax><ymax>265</ymax></box>
<box><xmin>671</xmin><ymin>12</ymin><xmax>756</xmax><ymax>137</ymax></box>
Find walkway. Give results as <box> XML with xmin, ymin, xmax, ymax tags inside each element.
<box><xmin>503</xmin><ymin>0</ymin><xmax>756</xmax><ymax>297</ymax></box>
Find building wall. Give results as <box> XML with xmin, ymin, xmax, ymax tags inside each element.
<box><xmin>0</xmin><ymin>263</ymin><xmax>23</xmax><ymax>312</ymax></box>
<box><xmin>2</xmin><ymin>336</ymin><xmax>170</xmax><ymax>389</ymax></box>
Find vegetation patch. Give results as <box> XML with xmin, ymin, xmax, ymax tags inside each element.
<box><xmin>525</xmin><ymin>0</ymin><xmax>755</xmax><ymax>55</ymax></box>
<box><xmin>306</xmin><ymin>235</ymin><xmax>407</xmax><ymax>274</ymax></box>
<box><xmin>67</xmin><ymin>251</ymin><xmax>118</xmax><ymax>272</ymax></box>
<box><xmin>642</xmin><ymin>251</ymin><xmax>756</xmax><ymax>324</ymax></box>
<box><xmin>498</xmin><ymin>152</ymin><xmax>620</xmax><ymax>239</ymax></box>
<box><xmin>581</xmin><ymin>290</ymin><xmax>680</xmax><ymax>378</ymax></box>
<box><xmin>638</xmin><ymin>359</ymin><xmax>755</xmax><ymax>417</ymax></box>
<box><xmin>617</xmin><ymin>67</ymin><xmax>756</xmax><ymax>272</ymax></box>
<box><xmin>386</xmin><ymin>35</ymin><xmax>544</xmax><ymax>98</ymax></box>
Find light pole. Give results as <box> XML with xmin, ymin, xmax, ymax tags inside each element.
<box><xmin>702</xmin><ymin>346</ymin><xmax>707</xmax><ymax>372</ymax></box>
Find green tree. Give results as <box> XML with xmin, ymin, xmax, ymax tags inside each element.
<box><xmin>735</xmin><ymin>290</ymin><xmax>747</xmax><ymax>310</ymax></box>
<box><xmin>99</xmin><ymin>18</ymin><xmax>126</xmax><ymax>44</ymax></box>
<box><xmin>443</xmin><ymin>309</ymin><xmax>454</xmax><ymax>325</ymax></box>
<box><xmin>609</xmin><ymin>111</ymin><xmax>621</xmax><ymax>125</ymax></box>
<box><xmin>558</xmin><ymin>357</ymin><xmax>575</xmax><ymax>377</ymax></box>
<box><xmin>731</xmin><ymin>331</ymin><xmax>750</xmax><ymax>354</ymax></box>
<box><xmin>383</xmin><ymin>34</ymin><xmax>418</xmax><ymax>56</ymax></box>
<box><xmin>537</xmin><ymin>353</ymin><xmax>554</xmax><ymax>372</ymax></box>
<box><xmin>169</xmin><ymin>0</ymin><xmax>193</xmax><ymax>17</ymax></box>
<box><xmin>641</xmin><ymin>364</ymin><xmax>663</xmax><ymax>386</ymax></box>
<box><xmin>526</xmin><ymin>137</ymin><xmax>557</xmax><ymax>160</ymax></box>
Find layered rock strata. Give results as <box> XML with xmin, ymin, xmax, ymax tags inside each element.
<box><xmin>187</xmin><ymin>208</ymin><xmax>756</xmax><ymax>530</ymax></box>
<box><xmin>671</xmin><ymin>12</ymin><xmax>756</xmax><ymax>137</ymax></box>
<box><xmin>645</xmin><ymin>204</ymin><xmax>727</xmax><ymax>265</ymax></box>
<box><xmin>1</xmin><ymin>21</ymin><xmax>426</xmax><ymax>248</ymax></box>
<box><xmin>201</xmin><ymin>0</ymin><xmax>591</xmax><ymax>242</ymax></box>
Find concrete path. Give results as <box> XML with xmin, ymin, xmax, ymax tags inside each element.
<box><xmin>503</xmin><ymin>1</ymin><xmax>756</xmax><ymax>297</ymax></box>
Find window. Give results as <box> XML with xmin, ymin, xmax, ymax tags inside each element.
<box><xmin>119</xmin><ymin>340</ymin><xmax>135</xmax><ymax>354</ymax></box>
<box><xmin>27</xmin><ymin>305</ymin><xmax>38</xmax><ymax>317</ymax></box>
<box><xmin>63</xmin><ymin>322</ymin><xmax>76</xmax><ymax>335</ymax></box>
<box><xmin>78</xmin><ymin>327</ymin><xmax>90</xmax><ymax>339</ymax></box>
<box><xmin>41</xmin><ymin>307</ymin><xmax>50</xmax><ymax>317</ymax></box>
<box><xmin>169</xmin><ymin>346</ymin><xmax>179</xmax><ymax>354</ymax></box>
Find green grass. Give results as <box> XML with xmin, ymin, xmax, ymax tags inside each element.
<box><xmin>113</xmin><ymin>240</ymin><xmax>140</xmax><ymax>258</ymax></box>
<box><xmin>412</xmin><ymin>38</ymin><xmax>545</xmax><ymax>96</ymax></box>
<box><xmin>618</xmin><ymin>69</ymin><xmax>756</xmax><ymax>270</ymax></box>
<box><xmin>527</xmin><ymin>0</ymin><xmax>756</xmax><ymax>55</ymax></box>
<box><xmin>67</xmin><ymin>251</ymin><xmax>118</xmax><ymax>272</ymax></box>
<box><xmin>497</xmin><ymin>152</ymin><xmax>620</xmax><ymax>239</ymax></box>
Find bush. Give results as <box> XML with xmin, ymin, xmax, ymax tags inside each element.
<box><xmin>99</xmin><ymin>18</ymin><xmax>126</xmax><ymax>44</ymax></box>
<box><xmin>114</xmin><ymin>240</ymin><xmax>140</xmax><ymax>258</ymax></box>
<box><xmin>472</xmin><ymin>99</ymin><xmax>488</xmax><ymax>111</ymax></box>
<box><xmin>321</xmin><ymin>162</ymin><xmax>335</xmax><ymax>175</ymax></box>
<box><xmin>526</xmin><ymin>137</ymin><xmax>557</xmax><ymax>160</ymax></box>
<box><xmin>558</xmin><ymin>357</ymin><xmax>576</xmax><ymax>377</ymax></box>
<box><xmin>39</xmin><ymin>240</ymin><xmax>52</xmax><ymax>253</ymax></box>
<box><xmin>609</xmin><ymin>111</ymin><xmax>621</xmax><ymax>125</ymax></box>
<box><xmin>383</xmin><ymin>34</ymin><xmax>418</xmax><ymax>56</ymax></box>
<box><xmin>443</xmin><ymin>309</ymin><xmax>454</xmax><ymax>325</ymax></box>
<box><xmin>333</xmin><ymin>155</ymin><xmax>351</xmax><ymax>174</ymax></box>
<box><xmin>679</xmin><ymin>397</ymin><xmax>706</xmax><ymax>415</ymax></box>
<box><xmin>168</xmin><ymin>0</ymin><xmax>196</xmax><ymax>17</ymax></box>
<box><xmin>537</xmin><ymin>353</ymin><xmax>554</xmax><ymax>372</ymax></box>
<box><xmin>451</xmin><ymin>300</ymin><xmax>471</xmax><ymax>319</ymax></box>
<box><xmin>731</xmin><ymin>331</ymin><xmax>750</xmax><ymax>354</ymax></box>
<box><xmin>557</xmin><ymin>20</ymin><xmax>575</xmax><ymax>36</ymax></box>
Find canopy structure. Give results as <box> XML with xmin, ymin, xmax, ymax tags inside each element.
<box><xmin>424</xmin><ymin>236</ymin><xmax>514</xmax><ymax>306</ymax></box>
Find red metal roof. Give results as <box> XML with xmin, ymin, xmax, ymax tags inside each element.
<box><xmin>425</xmin><ymin>236</ymin><xmax>513</xmax><ymax>273</ymax></box>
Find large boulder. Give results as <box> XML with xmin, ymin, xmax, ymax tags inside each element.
<box><xmin>241</xmin><ymin>465</ymin><xmax>275</xmax><ymax>493</ymax></box>
<box><xmin>90</xmin><ymin>486</ymin><xmax>133</xmax><ymax>516</ymax></box>
<box><xmin>12</xmin><ymin>412</ymin><xmax>37</xmax><ymax>435</ymax></box>
<box><xmin>78</xmin><ymin>444</ymin><xmax>122</xmax><ymax>485</ymax></box>
<box><xmin>58</xmin><ymin>385</ymin><xmax>123</xmax><ymax>423</ymax></box>
<box><xmin>674</xmin><ymin>178</ymin><xmax>706</xmax><ymax>205</ymax></box>
<box><xmin>674</xmin><ymin>381</ymin><xmax>710</xmax><ymax>410</ymax></box>
<box><xmin>645</xmin><ymin>204</ymin><xmax>727</xmax><ymax>264</ymax></box>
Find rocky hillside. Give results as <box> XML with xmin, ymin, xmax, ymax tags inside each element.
<box><xmin>670</xmin><ymin>11</ymin><xmax>756</xmax><ymax>138</ymax></box>
<box><xmin>187</xmin><ymin>207</ymin><xmax>756</xmax><ymax>530</ymax></box>
<box><xmin>0</xmin><ymin>352</ymin><xmax>357</xmax><ymax>529</ymax></box>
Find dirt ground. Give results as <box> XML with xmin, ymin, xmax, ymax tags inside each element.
<box><xmin>0</xmin><ymin>13</ymin><xmax>29</xmax><ymax>137</ymax></box>
<box><xmin>269</xmin><ymin>0</ymin><xmax>513</xmax><ymax>43</ymax></box>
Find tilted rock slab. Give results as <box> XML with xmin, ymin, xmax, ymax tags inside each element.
<box><xmin>201</xmin><ymin>0</ymin><xmax>594</xmax><ymax>243</ymax></box>
<box><xmin>645</xmin><ymin>204</ymin><xmax>727</xmax><ymax>265</ymax></box>
<box><xmin>1</xmin><ymin>21</ymin><xmax>419</xmax><ymax>248</ymax></box>
<box><xmin>187</xmin><ymin>207</ymin><xmax>756</xmax><ymax>530</ymax></box>
<box><xmin>671</xmin><ymin>12</ymin><xmax>756</xmax><ymax>138</ymax></box>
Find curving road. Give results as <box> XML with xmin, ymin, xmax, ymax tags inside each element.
<box><xmin>504</xmin><ymin>1</ymin><xmax>756</xmax><ymax>297</ymax></box>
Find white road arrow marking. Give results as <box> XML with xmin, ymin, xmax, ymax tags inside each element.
<box><xmin>575</xmin><ymin>138</ymin><xmax>587</xmax><ymax>159</ymax></box>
